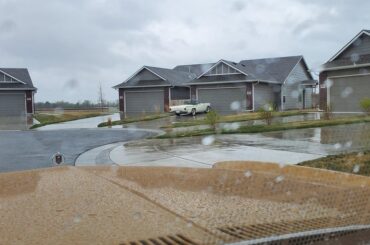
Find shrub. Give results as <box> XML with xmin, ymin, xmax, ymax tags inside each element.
<box><xmin>323</xmin><ymin>105</ymin><xmax>333</xmax><ymax>120</ymax></box>
<box><xmin>258</xmin><ymin>103</ymin><xmax>274</xmax><ymax>125</ymax></box>
<box><xmin>205</xmin><ymin>109</ymin><xmax>220</xmax><ymax>131</ymax></box>
<box><xmin>360</xmin><ymin>98</ymin><xmax>370</xmax><ymax>115</ymax></box>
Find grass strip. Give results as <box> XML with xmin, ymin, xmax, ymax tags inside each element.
<box><xmin>298</xmin><ymin>150</ymin><xmax>370</xmax><ymax>177</ymax></box>
<box><xmin>31</xmin><ymin>112</ymin><xmax>109</xmax><ymax>129</ymax></box>
<box><xmin>163</xmin><ymin>110</ymin><xmax>315</xmax><ymax>128</ymax></box>
<box><xmin>156</xmin><ymin>115</ymin><xmax>370</xmax><ymax>139</ymax></box>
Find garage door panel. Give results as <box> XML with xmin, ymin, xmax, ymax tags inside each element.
<box><xmin>0</xmin><ymin>93</ymin><xmax>26</xmax><ymax>116</ymax></box>
<box><xmin>197</xmin><ymin>87</ymin><xmax>246</xmax><ymax>113</ymax></box>
<box><xmin>330</xmin><ymin>76</ymin><xmax>370</xmax><ymax>112</ymax></box>
<box><xmin>125</xmin><ymin>90</ymin><xmax>164</xmax><ymax>114</ymax></box>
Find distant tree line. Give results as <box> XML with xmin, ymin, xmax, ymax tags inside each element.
<box><xmin>35</xmin><ymin>100</ymin><xmax>118</xmax><ymax>109</ymax></box>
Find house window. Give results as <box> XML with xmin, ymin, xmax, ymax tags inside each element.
<box><xmin>283</xmin><ymin>96</ymin><xmax>286</xmax><ymax>103</ymax></box>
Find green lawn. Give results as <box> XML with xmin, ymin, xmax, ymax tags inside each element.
<box><xmin>97</xmin><ymin>113</ymin><xmax>170</xmax><ymax>127</ymax></box>
<box><xmin>156</xmin><ymin>115</ymin><xmax>370</xmax><ymax>139</ymax></box>
<box><xmin>162</xmin><ymin>110</ymin><xmax>316</xmax><ymax>128</ymax></box>
<box><xmin>31</xmin><ymin>111</ymin><xmax>110</xmax><ymax>129</ymax></box>
<box><xmin>299</xmin><ymin>151</ymin><xmax>370</xmax><ymax>177</ymax></box>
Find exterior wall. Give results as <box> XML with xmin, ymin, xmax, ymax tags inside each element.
<box><xmin>130</xmin><ymin>69</ymin><xmax>161</xmax><ymax>82</ymax></box>
<box><xmin>204</xmin><ymin>62</ymin><xmax>241</xmax><ymax>76</ymax></box>
<box><xmin>304</xmin><ymin>87</ymin><xmax>313</xmax><ymax>109</ymax></box>
<box><xmin>193</xmin><ymin>74</ymin><xmax>248</xmax><ymax>83</ymax></box>
<box><xmin>253</xmin><ymin>83</ymin><xmax>275</xmax><ymax>110</ymax></box>
<box><xmin>336</xmin><ymin>34</ymin><xmax>370</xmax><ymax>60</ymax></box>
<box><xmin>246</xmin><ymin>83</ymin><xmax>253</xmax><ymax>110</ymax></box>
<box><xmin>25</xmin><ymin>91</ymin><xmax>34</xmax><ymax>114</ymax></box>
<box><xmin>320</xmin><ymin>66</ymin><xmax>370</xmax><ymax>110</ymax></box>
<box><xmin>190</xmin><ymin>86</ymin><xmax>197</xmax><ymax>100</ymax></box>
<box><xmin>282</xmin><ymin>61</ymin><xmax>312</xmax><ymax>110</ymax></box>
<box><xmin>170</xmin><ymin>87</ymin><xmax>190</xmax><ymax>100</ymax></box>
<box><xmin>319</xmin><ymin>72</ymin><xmax>328</xmax><ymax>110</ymax></box>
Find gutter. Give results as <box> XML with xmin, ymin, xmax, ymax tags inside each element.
<box><xmin>320</xmin><ymin>63</ymin><xmax>370</xmax><ymax>72</ymax></box>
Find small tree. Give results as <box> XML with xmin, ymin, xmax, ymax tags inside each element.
<box><xmin>360</xmin><ymin>98</ymin><xmax>370</xmax><ymax>115</ymax></box>
<box><xmin>323</xmin><ymin>105</ymin><xmax>333</xmax><ymax>120</ymax></box>
<box><xmin>205</xmin><ymin>109</ymin><xmax>220</xmax><ymax>131</ymax></box>
<box><xmin>258</xmin><ymin>103</ymin><xmax>274</xmax><ymax>125</ymax></box>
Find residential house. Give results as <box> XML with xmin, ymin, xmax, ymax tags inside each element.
<box><xmin>319</xmin><ymin>29</ymin><xmax>370</xmax><ymax>113</ymax></box>
<box><xmin>0</xmin><ymin>68</ymin><xmax>36</xmax><ymax>117</ymax></box>
<box><xmin>114</xmin><ymin>56</ymin><xmax>315</xmax><ymax>116</ymax></box>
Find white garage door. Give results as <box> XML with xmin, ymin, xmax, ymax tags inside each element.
<box><xmin>330</xmin><ymin>75</ymin><xmax>370</xmax><ymax>112</ymax></box>
<box><xmin>0</xmin><ymin>93</ymin><xmax>26</xmax><ymax>116</ymax></box>
<box><xmin>125</xmin><ymin>89</ymin><xmax>164</xmax><ymax>114</ymax></box>
<box><xmin>197</xmin><ymin>87</ymin><xmax>246</xmax><ymax>113</ymax></box>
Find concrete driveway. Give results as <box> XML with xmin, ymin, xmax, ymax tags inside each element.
<box><xmin>77</xmin><ymin>122</ymin><xmax>370</xmax><ymax>168</ymax></box>
<box><xmin>0</xmin><ymin>128</ymin><xmax>158</xmax><ymax>172</ymax></box>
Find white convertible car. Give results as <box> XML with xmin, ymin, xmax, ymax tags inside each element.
<box><xmin>169</xmin><ymin>100</ymin><xmax>211</xmax><ymax>116</ymax></box>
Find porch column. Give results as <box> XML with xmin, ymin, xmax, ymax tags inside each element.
<box><xmin>118</xmin><ymin>88</ymin><xmax>125</xmax><ymax>113</ymax></box>
<box><xmin>246</xmin><ymin>83</ymin><xmax>253</xmax><ymax>111</ymax></box>
<box><xmin>190</xmin><ymin>86</ymin><xmax>197</xmax><ymax>100</ymax></box>
<box><xmin>25</xmin><ymin>91</ymin><xmax>34</xmax><ymax>114</ymax></box>
<box><xmin>164</xmin><ymin>87</ymin><xmax>170</xmax><ymax>112</ymax></box>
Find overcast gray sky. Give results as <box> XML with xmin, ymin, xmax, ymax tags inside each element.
<box><xmin>0</xmin><ymin>0</ymin><xmax>369</xmax><ymax>103</ymax></box>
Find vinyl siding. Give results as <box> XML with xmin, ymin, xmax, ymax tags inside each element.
<box><xmin>282</xmin><ymin>60</ymin><xmax>311</xmax><ymax>110</ymax></box>
<box><xmin>254</xmin><ymin>83</ymin><xmax>275</xmax><ymax>110</ymax></box>
<box><xmin>336</xmin><ymin>34</ymin><xmax>370</xmax><ymax>60</ymax></box>
<box><xmin>170</xmin><ymin>87</ymin><xmax>190</xmax><ymax>100</ymax></box>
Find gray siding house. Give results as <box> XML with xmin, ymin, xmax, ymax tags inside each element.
<box><xmin>320</xmin><ymin>29</ymin><xmax>370</xmax><ymax>112</ymax></box>
<box><xmin>0</xmin><ymin>68</ymin><xmax>36</xmax><ymax>117</ymax></box>
<box><xmin>114</xmin><ymin>56</ymin><xmax>315</xmax><ymax>116</ymax></box>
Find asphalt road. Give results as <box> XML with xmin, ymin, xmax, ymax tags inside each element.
<box><xmin>0</xmin><ymin>128</ymin><xmax>156</xmax><ymax>173</ymax></box>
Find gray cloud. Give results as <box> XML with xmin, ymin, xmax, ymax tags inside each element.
<box><xmin>0</xmin><ymin>0</ymin><xmax>369</xmax><ymax>102</ymax></box>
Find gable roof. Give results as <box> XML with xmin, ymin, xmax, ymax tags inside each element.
<box><xmin>328</xmin><ymin>29</ymin><xmax>370</xmax><ymax>62</ymax></box>
<box><xmin>114</xmin><ymin>55</ymin><xmax>311</xmax><ymax>88</ymax></box>
<box><xmin>113</xmin><ymin>66</ymin><xmax>195</xmax><ymax>88</ymax></box>
<box><xmin>240</xmin><ymin>55</ymin><xmax>307</xmax><ymax>83</ymax></box>
<box><xmin>196</xmin><ymin>59</ymin><xmax>251</xmax><ymax>79</ymax></box>
<box><xmin>0</xmin><ymin>68</ymin><xmax>37</xmax><ymax>90</ymax></box>
<box><xmin>173</xmin><ymin>63</ymin><xmax>214</xmax><ymax>77</ymax></box>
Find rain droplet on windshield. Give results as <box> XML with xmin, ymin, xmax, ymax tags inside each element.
<box><xmin>244</xmin><ymin>170</ymin><xmax>252</xmax><ymax>178</ymax></box>
<box><xmin>341</xmin><ymin>87</ymin><xmax>353</xmax><ymax>98</ymax></box>
<box><xmin>230</xmin><ymin>101</ymin><xmax>241</xmax><ymax>111</ymax></box>
<box><xmin>353</xmin><ymin>165</ymin><xmax>360</xmax><ymax>173</ymax></box>
<box><xmin>202</xmin><ymin>135</ymin><xmax>215</xmax><ymax>145</ymax></box>
<box><xmin>275</xmin><ymin>175</ymin><xmax>284</xmax><ymax>183</ymax></box>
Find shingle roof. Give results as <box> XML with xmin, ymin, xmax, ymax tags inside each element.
<box><xmin>239</xmin><ymin>56</ymin><xmax>305</xmax><ymax>83</ymax></box>
<box><xmin>145</xmin><ymin>66</ymin><xmax>196</xmax><ymax>86</ymax></box>
<box><xmin>115</xmin><ymin>55</ymin><xmax>309</xmax><ymax>88</ymax></box>
<box><xmin>173</xmin><ymin>63</ymin><xmax>214</xmax><ymax>77</ymax></box>
<box><xmin>0</xmin><ymin>68</ymin><xmax>36</xmax><ymax>90</ymax></box>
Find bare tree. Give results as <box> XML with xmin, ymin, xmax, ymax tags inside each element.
<box><xmin>98</xmin><ymin>82</ymin><xmax>105</xmax><ymax>111</ymax></box>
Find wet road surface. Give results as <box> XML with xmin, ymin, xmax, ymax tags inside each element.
<box><xmin>0</xmin><ymin>128</ymin><xmax>157</xmax><ymax>172</ymax></box>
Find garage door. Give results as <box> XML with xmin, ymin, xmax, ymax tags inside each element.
<box><xmin>0</xmin><ymin>93</ymin><xmax>25</xmax><ymax>116</ymax></box>
<box><xmin>197</xmin><ymin>87</ymin><xmax>246</xmax><ymax>113</ymax></box>
<box><xmin>330</xmin><ymin>75</ymin><xmax>370</xmax><ymax>112</ymax></box>
<box><xmin>125</xmin><ymin>89</ymin><xmax>164</xmax><ymax>114</ymax></box>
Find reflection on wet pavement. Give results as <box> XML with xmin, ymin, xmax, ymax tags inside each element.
<box><xmin>261</xmin><ymin>123</ymin><xmax>370</xmax><ymax>154</ymax></box>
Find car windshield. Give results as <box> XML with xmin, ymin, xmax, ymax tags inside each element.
<box><xmin>1</xmin><ymin>1</ymin><xmax>370</xmax><ymax>244</ymax></box>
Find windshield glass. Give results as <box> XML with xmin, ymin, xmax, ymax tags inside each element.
<box><xmin>1</xmin><ymin>1</ymin><xmax>370</xmax><ymax>244</ymax></box>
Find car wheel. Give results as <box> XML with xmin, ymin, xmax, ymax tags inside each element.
<box><xmin>191</xmin><ymin>108</ymin><xmax>196</xmax><ymax>116</ymax></box>
<box><xmin>205</xmin><ymin>106</ymin><xmax>210</xmax><ymax>113</ymax></box>
<box><xmin>175</xmin><ymin>113</ymin><xmax>181</xmax><ymax>116</ymax></box>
